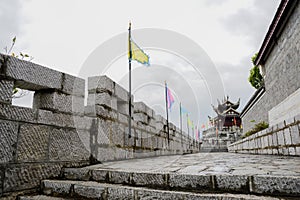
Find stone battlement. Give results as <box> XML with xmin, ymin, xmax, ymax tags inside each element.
<box><xmin>0</xmin><ymin>54</ymin><xmax>199</xmax><ymax>198</ymax></box>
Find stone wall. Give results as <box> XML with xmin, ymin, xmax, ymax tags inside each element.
<box><xmin>0</xmin><ymin>54</ymin><xmax>199</xmax><ymax>198</ymax></box>
<box><xmin>228</xmin><ymin>114</ymin><xmax>300</xmax><ymax>156</ymax></box>
<box><xmin>242</xmin><ymin>2</ymin><xmax>300</xmax><ymax>133</ymax></box>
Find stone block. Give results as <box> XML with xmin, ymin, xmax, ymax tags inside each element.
<box><xmin>117</xmin><ymin>101</ymin><xmax>130</xmax><ymax>116</ymax></box>
<box><xmin>216</xmin><ymin>175</ymin><xmax>249</xmax><ymax>193</ymax></box>
<box><xmin>92</xmin><ymin>169</ymin><xmax>108</xmax><ymax>182</ymax></box>
<box><xmin>0</xmin><ymin>79</ymin><xmax>13</xmax><ymax>104</ymax></box>
<box><xmin>107</xmin><ymin>185</ymin><xmax>134</xmax><ymax>200</ymax></box>
<box><xmin>63</xmin><ymin>168</ymin><xmax>91</xmax><ymax>181</ymax></box>
<box><xmin>87</xmin><ymin>93</ymin><xmax>117</xmax><ymax>110</ymax></box>
<box><xmin>272</xmin><ymin>132</ymin><xmax>278</xmax><ymax>146</ymax></box>
<box><xmin>133</xmin><ymin>102</ymin><xmax>147</xmax><ymax>114</ymax></box>
<box><xmin>94</xmin><ymin>105</ymin><xmax>117</xmax><ymax>120</ymax></box>
<box><xmin>109</xmin><ymin>170</ymin><xmax>131</xmax><ymax>184</ymax></box>
<box><xmin>289</xmin><ymin>147</ymin><xmax>296</xmax><ymax>156</ymax></box>
<box><xmin>0</xmin><ymin>104</ymin><xmax>36</xmax><ymax>123</ymax></box>
<box><xmin>16</xmin><ymin>124</ymin><xmax>49</xmax><ymax>162</ymax></box>
<box><xmin>133</xmin><ymin>113</ymin><xmax>148</xmax><ymax>124</ymax></box>
<box><xmin>114</xmin><ymin>84</ymin><xmax>128</xmax><ymax>102</ymax></box>
<box><xmin>0</xmin><ymin>120</ymin><xmax>18</xmax><ymax>163</ymax></box>
<box><xmin>42</xmin><ymin>180</ymin><xmax>73</xmax><ymax>196</ymax></box>
<box><xmin>34</xmin><ymin>91</ymin><xmax>72</xmax><ymax>114</ymax></box>
<box><xmin>88</xmin><ymin>76</ymin><xmax>114</xmax><ymax>94</ymax></box>
<box><xmin>290</xmin><ymin>125</ymin><xmax>300</xmax><ymax>145</ymax></box>
<box><xmin>97</xmin><ymin>119</ymin><xmax>111</xmax><ymax>145</ymax></box>
<box><xmin>111</xmin><ymin>122</ymin><xmax>124</xmax><ymax>146</ymax></box>
<box><xmin>73</xmin><ymin>116</ymin><xmax>94</xmax><ymax>130</ymax></box>
<box><xmin>37</xmin><ymin>109</ymin><xmax>75</xmax><ymax>128</ymax></box>
<box><xmin>61</xmin><ymin>73</ymin><xmax>85</xmax><ymax>96</ymax></box>
<box><xmin>252</xmin><ymin>175</ymin><xmax>300</xmax><ymax>196</ymax></box>
<box><xmin>5</xmin><ymin>56</ymin><xmax>63</xmax><ymax>90</ymax></box>
<box><xmin>284</xmin><ymin>128</ymin><xmax>292</xmax><ymax>145</ymax></box>
<box><xmin>296</xmin><ymin>147</ymin><xmax>300</xmax><ymax>156</ymax></box>
<box><xmin>277</xmin><ymin>131</ymin><xmax>285</xmax><ymax>146</ymax></box>
<box><xmin>97</xmin><ymin>147</ymin><xmax>116</xmax><ymax>162</ymax></box>
<box><xmin>118</xmin><ymin>113</ymin><xmax>128</xmax><ymax>124</ymax></box>
<box><xmin>169</xmin><ymin>174</ymin><xmax>211</xmax><ymax>190</ymax></box>
<box><xmin>49</xmin><ymin>128</ymin><xmax>89</xmax><ymax>161</ymax></box>
<box><xmin>132</xmin><ymin>172</ymin><xmax>166</xmax><ymax>187</ymax></box>
<box><xmin>4</xmin><ymin>163</ymin><xmax>62</xmax><ymax>192</ymax></box>
<box><xmin>73</xmin><ymin>182</ymin><xmax>105</xmax><ymax>199</ymax></box>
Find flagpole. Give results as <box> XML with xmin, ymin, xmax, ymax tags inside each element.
<box><xmin>180</xmin><ymin>102</ymin><xmax>183</xmax><ymax>147</ymax></box>
<box><xmin>186</xmin><ymin>113</ymin><xmax>190</xmax><ymax>149</ymax></box>
<box><xmin>128</xmin><ymin>22</ymin><xmax>132</xmax><ymax>138</ymax></box>
<box><xmin>165</xmin><ymin>81</ymin><xmax>170</xmax><ymax>145</ymax></box>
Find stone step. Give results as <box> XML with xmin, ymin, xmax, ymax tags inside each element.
<box><xmin>19</xmin><ymin>195</ymin><xmax>70</xmax><ymax>200</ymax></box>
<box><xmin>41</xmin><ymin>179</ymin><xmax>283</xmax><ymax>200</ymax></box>
<box><xmin>62</xmin><ymin>167</ymin><xmax>300</xmax><ymax>197</ymax></box>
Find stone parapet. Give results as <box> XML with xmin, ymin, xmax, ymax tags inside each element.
<box><xmin>0</xmin><ymin>54</ymin><xmax>198</xmax><ymax>197</ymax></box>
<box><xmin>228</xmin><ymin>114</ymin><xmax>300</xmax><ymax>156</ymax></box>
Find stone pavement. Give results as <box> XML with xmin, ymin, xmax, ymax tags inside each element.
<box><xmin>20</xmin><ymin>153</ymin><xmax>300</xmax><ymax>199</ymax></box>
<box><xmin>86</xmin><ymin>152</ymin><xmax>300</xmax><ymax>176</ymax></box>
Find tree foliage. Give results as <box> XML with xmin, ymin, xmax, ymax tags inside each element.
<box><xmin>248</xmin><ymin>53</ymin><xmax>263</xmax><ymax>89</ymax></box>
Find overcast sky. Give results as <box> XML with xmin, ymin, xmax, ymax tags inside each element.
<box><xmin>0</xmin><ymin>0</ymin><xmax>280</xmax><ymax>131</ymax></box>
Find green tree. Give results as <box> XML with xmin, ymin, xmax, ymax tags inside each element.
<box><xmin>248</xmin><ymin>53</ymin><xmax>263</xmax><ymax>89</ymax></box>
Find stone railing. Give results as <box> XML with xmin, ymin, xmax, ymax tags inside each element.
<box><xmin>0</xmin><ymin>54</ymin><xmax>199</xmax><ymax>198</ymax></box>
<box><xmin>228</xmin><ymin>114</ymin><xmax>300</xmax><ymax>156</ymax></box>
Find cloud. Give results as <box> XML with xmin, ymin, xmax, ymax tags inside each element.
<box><xmin>220</xmin><ymin>0</ymin><xmax>280</xmax><ymax>49</ymax></box>
<box><xmin>0</xmin><ymin>0</ymin><xmax>24</xmax><ymax>52</ymax></box>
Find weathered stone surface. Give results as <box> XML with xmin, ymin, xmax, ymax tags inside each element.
<box><xmin>132</xmin><ymin>172</ymin><xmax>165</xmax><ymax>187</ymax></box>
<box><xmin>73</xmin><ymin>182</ymin><xmax>106</xmax><ymax>199</ymax></box>
<box><xmin>34</xmin><ymin>91</ymin><xmax>72</xmax><ymax>113</ymax></box>
<box><xmin>109</xmin><ymin>170</ymin><xmax>131</xmax><ymax>184</ymax></box>
<box><xmin>63</xmin><ymin>168</ymin><xmax>91</xmax><ymax>181</ymax></box>
<box><xmin>87</xmin><ymin>93</ymin><xmax>117</xmax><ymax>110</ymax></box>
<box><xmin>111</xmin><ymin>122</ymin><xmax>124</xmax><ymax>146</ymax></box>
<box><xmin>49</xmin><ymin>128</ymin><xmax>89</xmax><ymax>161</ymax></box>
<box><xmin>107</xmin><ymin>186</ymin><xmax>134</xmax><ymax>200</ymax></box>
<box><xmin>114</xmin><ymin>84</ymin><xmax>128</xmax><ymax>102</ymax></box>
<box><xmin>4</xmin><ymin>163</ymin><xmax>62</xmax><ymax>192</ymax></box>
<box><xmin>253</xmin><ymin>175</ymin><xmax>300</xmax><ymax>196</ymax></box>
<box><xmin>94</xmin><ymin>105</ymin><xmax>117</xmax><ymax>120</ymax></box>
<box><xmin>73</xmin><ymin>115</ymin><xmax>93</xmax><ymax>130</ymax></box>
<box><xmin>0</xmin><ymin>80</ymin><xmax>13</xmax><ymax>104</ymax></box>
<box><xmin>169</xmin><ymin>173</ymin><xmax>211</xmax><ymax>190</ymax></box>
<box><xmin>17</xmin><ymin>124</ymin><xmax>49</xmax><ymax>161</ymax></box>
<box><xmin>290</xmin><ymin>125</ymin><xmax>300</xmax><ymax>145</ymax></box>
<box><xmin>5</xmin><ymin>56</ymin><xmax>63</xmax><ymax>90</ymax></box>
<box><xmin>133</xmin><ymin>112</ymin><xmax>148</xmax><ymax>124</ymax></box>
<box><xmin>88</xmin><ymin>76</ymin><xmax>114</xmax><ymax>94</ymax></box>
<box><xmin>61</xmin><ymin>73</ymin><xmax>85</xmax><ymax>96</ymax></box>
<box><xmin>19</xmin><ymin>195</ymin><xmax>68</xmax><ymax>200</ymax></box>
<box><xmin>215</xmin><ymin>175</ymin><xmax>249</xmax><ymax>192</ymax></box>
<box><xmin>92</xmin><ymin>169</ymin><xmax>108</xmax><ymax>182</ymax></box>
<box><xmin>117</xmin><ymin>101</ymin><xmax>129</xmax><ymax>116</ymax></box>
<box><xmin>0</xmin><ymin>104</ymin><xmax>36</xmax><ymax>123</ymax></box>
<box><xmin>0</xmin><ymin>120</ymin><xmax>18</xmax><ymax>163</ymax></box>
<box><xmin>97</xmin><ymin>147</ymin><xmax>116</xmax><ymax>162</ymax></box>
<box><xmin>42</xmin><ymin>180</ymin><xmax>75</xmax><ymax>196</ymax></box>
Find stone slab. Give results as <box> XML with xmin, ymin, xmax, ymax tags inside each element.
<box><xmin>0</xmin><ymin>104</ymin><xmax>36</xmax><ymax>123</ymax></box>
<box><xmin>169</xmin><ymin>173</ymin><xmax>211</xmax><ymax>190</ymax></box>
<box><xmin>61</xmin><ymin>73</ymin><xmax>85</xmax><ymax>96</ymax></box>
<box><xmin>4</xmin><ymin>163</ymin><xmax>63</xmax><ymax>192</ymax></box>
<box><xmin>73</xmin><ymin>181</ymin><xmax>106</xmax><ymax>199</ymax></box>
<box><xmin>215</xmin><ymin>175</ymin><xmax>249</xmax><ymax>193</ymax></box>
<box><xmin>88</xmin><ymin>75</ymin><xmax>114</xmax><ymax>94</ymax></box>
<box><xmin>0</xmin><ymin>79</ymin><xmax>13</xmax><ymax>104</ymax></box>
<box><xmin>132</xmin><ymin>172</ymin><xmax>166</xmax><ymax>187</ymax></box>
<box><xmin>5</xmin><ymin>56</ymin><xmax>63</xmax><ymax>90</ymax></box>
<box><xmin>0</xmin><ymin>120</ymin><xmax>18</xmax><ymax>163</ymax></box>
<box><xmin>16</xmin><ymin>124</ymin><xmax>49</xmax><ymax>162</ymax></box>
<box><xmin>253</xmin><ymin>175</ymin><xmax>300</xmax><ymax>196</ymax></box>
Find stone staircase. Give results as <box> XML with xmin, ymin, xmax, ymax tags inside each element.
<box><xmin>18</xmin><ymin>166</ymin><xmax>299</xmax><ymax>200</ymax></box>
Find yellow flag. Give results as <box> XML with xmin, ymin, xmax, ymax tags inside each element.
<box><xmin>129</xmin><ymin>39</ymin><xmax>150</xmax><ymax>66</ymax></box>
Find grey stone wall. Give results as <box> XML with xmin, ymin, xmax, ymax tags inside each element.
<box><xmin>242</xmin><ymin>2</ymin><xmax>300</xmax><ymax>133</ymax></box>
<box><xmin>242</xmin><ymin>93</ymin><xmax>270</xmax><ymax>133</ymax></box>
<box><xmin>0</xmin><ymin>54</ymin><xmax>198</xmax><ymax>197</ymax></box>
<box><xmin>228</xmin><ymin>114</ymin><xmax>300</xmax><ymax>156</ymax></box>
